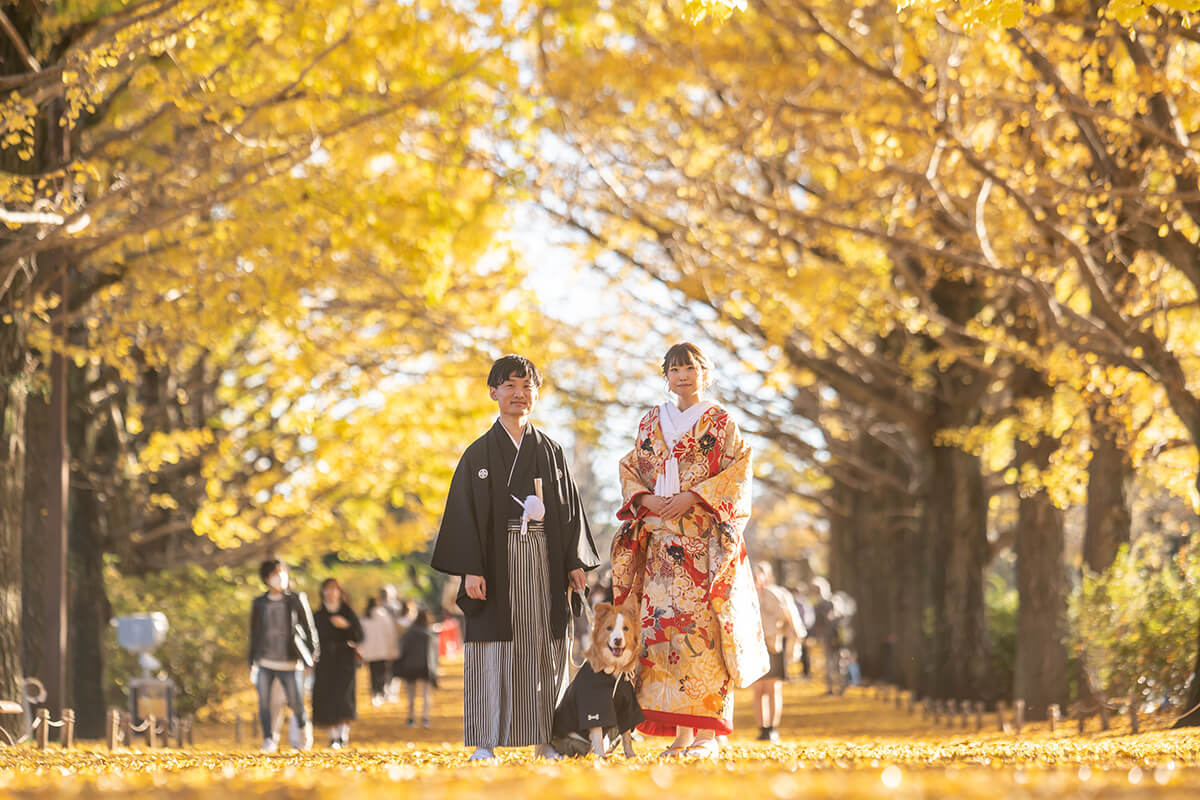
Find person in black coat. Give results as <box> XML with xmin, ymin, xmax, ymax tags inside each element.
<box><xmin>395</xmin><ymin>607</ymin><xmax>440</xmax><ymax>727</ymax></box>
<box><xmin>312</xmin><ymin>578</ymin><xmax>364</xmax><ymax>748</ymax></box>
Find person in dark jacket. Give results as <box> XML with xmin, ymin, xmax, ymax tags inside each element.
<box><xmin>312</xmin><ymin>578</ymin><xmax>364</xmax><ymax>748</ymax></box>
<box><xmin>395</xmin><ymin>607</ymin><xmax>440</xmax><ymax>727</ymax></box>
<box><xmin>248</xmin><ymin>559</ymin><xmax>318</xmax><ymax>752</ymax></box>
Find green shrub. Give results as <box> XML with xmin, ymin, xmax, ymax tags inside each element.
<box><xmin>985</xmin><ymin>569</ymin><xmax>1018</xmax><ymax>700</ymax></box>
<box><xmin>105</xmin><ymin>563</ymin><xmax>261</xmax><ymax>716</ymax></box>
<box><xmin>1071</xmin><ymin>543</ymin><xmax>1200</xmax><ymax>710</ymax></box>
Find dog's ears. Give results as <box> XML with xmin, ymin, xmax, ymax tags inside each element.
<box><xmin>594</xmin><ymin>602</ymin><xmax>615</xmax><ymax>618</ymax></box>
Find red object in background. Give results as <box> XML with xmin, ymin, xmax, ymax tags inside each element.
<box><xmin>438</xmin><ymin>618</ymin><xmax>462</xmax><ymax>659</ymax></box>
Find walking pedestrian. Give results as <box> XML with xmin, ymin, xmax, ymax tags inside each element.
<box><xmin>248</xmin><ymin>559</ymin><xmax>317</xmax><ymax>752</ymax></box>
<box><xmin>753</xmin><ymin>562</ymin><xmax>805</xmax><ymax>741</ymax></box>
<box><xmin>312</xmin><ymin>578</ymin><xmax>364</xmax><ymax>748</ymax></box>
<box><xmin>360</xmin><ymin>596</ymin><xmax>400</xmax><ymax>706</ymax></box>
<box><xmin>395</xmin><ymin>607</ymin><xmax>440</xmax><ymax>728</ymax></box>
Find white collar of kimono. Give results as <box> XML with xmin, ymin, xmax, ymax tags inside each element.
<box><xmin>502</xmin><ymin>422</ymin><xmax>524</xmax><ymax>452</ymax></box>
<box><xmin>498</xmin><ymin>419</ymin><xmax>527</xmax><ymax>486</ymax></box>
<box><xmin>659</xmin><ymin>400</ymin><xmax>713</xmax><ymax>450</ymax></box>
<box><xmin>498</xmin><ymin>421</ymin><xmax>544</xmax><ymax>533</ymax></box>
<box><xmin>654</xmin><ymin>400</ymin><xmax>714</xmax><ymax>497</ymax></box>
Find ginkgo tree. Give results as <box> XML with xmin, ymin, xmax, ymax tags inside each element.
<box><xmin>522</xmin><ymin>0</ymin><xmax>1200</xmax><ymax>720</ymax></box>
<box><xmin>2</xmin><ymin>0</ymin><xmax>544</xmax><ymax>731</ymax></box>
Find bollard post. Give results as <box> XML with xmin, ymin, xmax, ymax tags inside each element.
<box><xmin>1048</xmin><ymin>704</ymin><xmax>1059</xmax><ymax>734</ymax></box>
<box><xmin>235</xmin><ymin>714</ymin><xmax>243</xmax><ymax>745</ymax></box>
<box><xmin>921</xmin><ymin>698</ymin><xmax>930</xmax><ymax>720</ymax></box>
<box><xmin>1077</xmin><ymin>708</ymin><xmax>1086</xmax><ymax>735</ymax></box>
<box><xmin>1014</xmin><ymin>699</ymin><xmax>1025</xmax><ymax>735</ymax></box>
<box><xmin>959</xmin><ymin>700</ymin><xmax>970</xmax><ymax>729</ymax></box>
<box><xmin>1099</xmin><ymin>703</ymin><xmax>1110</xmax><ymax>731</ymax></box>
<box><xmin>975</xmin><ymin>701</ymin><xmax>984</xmax><ymax>732</ymax></box>
<box><xmin>62</xmin><ymin>709</ymin><xmax>75</xmax><ymax>749</ymax></box>
<box><xmin>36</xmin><ymin>709</ymin><xmax>50</xmax><ymax>750</ymax></box>
<box><xmin>185</xmin><ymin>715</ymin><xmax>195</xmax><ymax>747</ymax></box>
<box><xmin>933</xmin><ymin>699</ymin><xmax>942</xmax><ymax>724</ymax></box>
<box><xmin>121</xmin><ymin>712</ymin><xmax>132</xmax><ymax>747</ymax></box>
<box><xmin>946</xmin><ymin>700</ymin><xmax>957</xmax><ymax>727</ymax></box>
<box><xmin>1129</xmin><ymin>700</ymin><xmax>1139</xmax><ymax>734</ymax></box>
<box><xmin>106</xmin><ymin>709</ymin><xmax>119</xmax><ymax>750</ymax></box>
<box><xmin>147</xmin><ymin>714</ymin><xmax>158</xmax><ymax>748</ymax></box>
<box><xmin>997</xmin><ymin>701</ymin><xmax>1007</xmax><ymax>732</ymax></box>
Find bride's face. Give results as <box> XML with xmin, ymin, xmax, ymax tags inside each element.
<box><xmin>666</xmin><ymin>361</ymin><xmax>705</xmax><ymax>397</ymax></box>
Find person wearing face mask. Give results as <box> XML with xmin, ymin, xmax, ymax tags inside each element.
<box><xmin>312</xmin><ymin>578</ymin><xmax>364</xmax><ymax>749</ymax></box>
<box><xmin>248</xmin><ymin>559</ymin><xmax>318</xmax><ymax>752</ymax></box>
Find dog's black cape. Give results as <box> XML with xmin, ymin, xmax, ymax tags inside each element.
<box><xmin>431</xmin><ymin>421</ymin><xmax>599</xmax><ymax>642</ymax></box>
<box><xmin>551</xmin><ymin>663</ymin><xmax>643</xmax><ymax>756</ymax></box>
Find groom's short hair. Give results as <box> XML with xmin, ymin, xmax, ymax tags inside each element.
<box><xmin>488</xmin><ymin>354</ymin><xmax>542</xmax><ymax>389</ymax></box>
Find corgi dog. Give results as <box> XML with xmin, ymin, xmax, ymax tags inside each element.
<box><xmin>551</xmin><ymin>597</ymin><xmax>643</xmax><ymax>758</ymax></box>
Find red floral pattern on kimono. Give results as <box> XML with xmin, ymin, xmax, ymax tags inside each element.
<box><xmin>611</xmin><ymin>404</ymin><xmax>769</xmax><ymax>737</ymax></box>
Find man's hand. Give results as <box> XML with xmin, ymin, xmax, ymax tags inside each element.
<box><xmin>330</xmin><ymin>614</ymin><xmax>350</xmax><ymax>629</ymax></box>
<box><xmin>465</xmin><ymin>574</ymin><xmax>487</xmax><ymax>600</ymax></box>
<box><xmin>569</xmin><ymin>568</ymin><xmax>587</xmax><ymax>593</ymax></box>
<box><xmin>660</xmin><ymin>491</ymin><xmax>700</xmax><ymax>521</ymax></box>
<box><xmin>637</xmin><ymin>494</ymin><xmax>667</xmax><ymax>516</ymax></box>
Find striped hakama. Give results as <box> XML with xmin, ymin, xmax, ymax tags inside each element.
<box><xmin>463</xmin><ymin>520</ymin><xmax>568</xmax><ymax>748</ymax></box>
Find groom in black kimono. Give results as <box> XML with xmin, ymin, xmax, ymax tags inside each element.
<box><xmin>431</xmin><ymin>354</ymin><xmax>599</xmax><ymax>760</ymax></box>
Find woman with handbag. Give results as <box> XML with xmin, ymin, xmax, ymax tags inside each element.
<box><xmin>312</xmin><ymin>578</ymin><xmax>364</xmax><ymax>748</ymax></box>
<box><xmin>611</xmin><ymin>342</ymin><xmax>769</xmax><ymax>759</ymax></box>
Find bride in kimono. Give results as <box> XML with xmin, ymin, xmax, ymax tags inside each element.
<box><xmin>612</xmin><ymin>342</ymin><xmax>769</xmax><ymax>758</ymax></box>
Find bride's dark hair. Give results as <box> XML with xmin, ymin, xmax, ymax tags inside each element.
<box><xmin>662</xmin><ymin>342</ymin><xmax>712</xmax><ymax>376</ymax></box>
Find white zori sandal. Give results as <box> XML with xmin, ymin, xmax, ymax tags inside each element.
<box><xmin>682</xmin><ymin>736</ymin><xmax>720</xmax><ymax>759</ymax></box>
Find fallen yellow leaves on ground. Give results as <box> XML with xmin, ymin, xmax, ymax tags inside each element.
<box><xmin>4</xmin><ymin>659</ymin><xmax>1200</xmax><ymax>798</ymax></box>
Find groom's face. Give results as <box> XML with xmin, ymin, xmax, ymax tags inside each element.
<box><xmin>490</xmin><ymin>372</ymin><xmax>538</xmax><ymax>417</ymax></box>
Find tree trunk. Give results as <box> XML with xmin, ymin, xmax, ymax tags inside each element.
<box><xmin>826</xmin><ymin>431</ymin><xmax>922</xmax><ymax>690</ymax></box>
<box><xmin>1083</xmin><ymin>405</ymin><xmax>1132</xmax><ymax>574</ymax></box>
<box><xmin>924</xmin><ymin>440</ymin><xmax>990</xmax><ymax>701</ymax></box>
<box><xmin>21</xmin><ymin>392</ymin><xmax>50</xmax><ymax>684</ymax></box>
<box><xmin>70</xmin><ymin>483</ymin><xmax>110</xmax><ymax>737</ymax></box>
<box><xmin>0</xmin><ymin>0</ymin><xmax>45</xmax><ymax>723</ymax></box>
<box><xmin>920</xmin><ymin>278</ymin><xmax>991</xmax><ymax>702</ymax></box>
<box><xmin>0</xmin><ymin>304</ymin><xmax>31</xmax><ymax>722</ymax></box>
<box><xmin>1013</xmin><ymin>435</ymin><xmax>1070</xmax><ymax>721</ymax></box>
